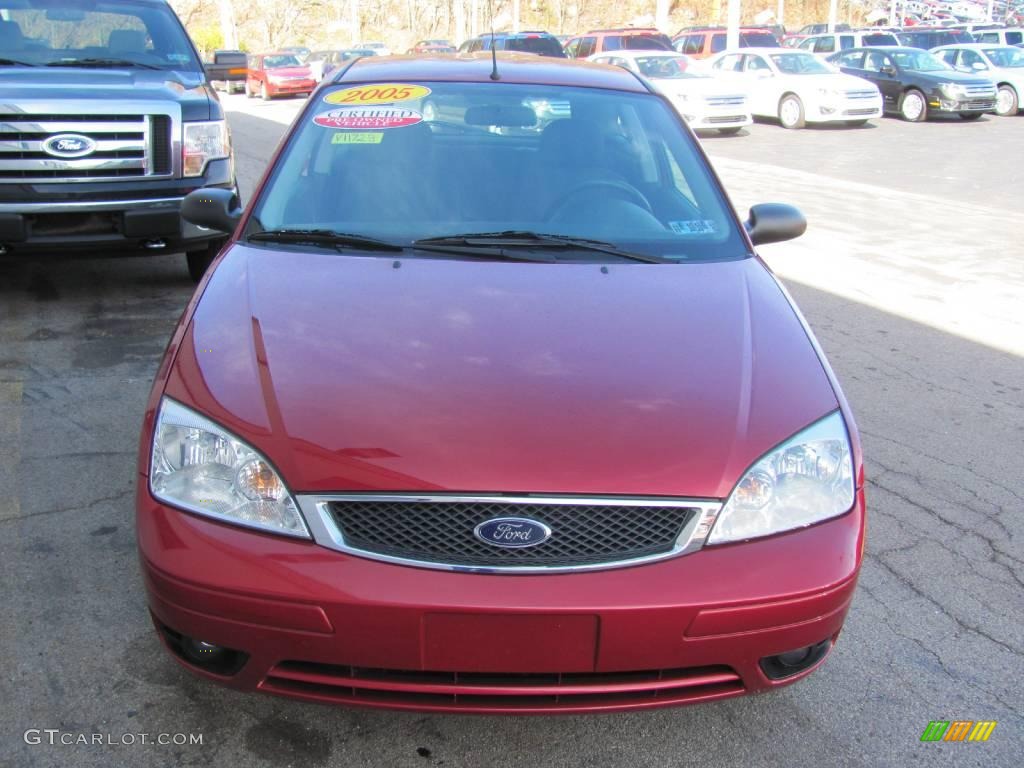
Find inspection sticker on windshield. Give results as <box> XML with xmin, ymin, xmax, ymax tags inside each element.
<box><xmin>314</xmin><ymin>107</ymin><xmax>423</xmax><ymax>130</ymax></box>
<box><xmin>324</xmin><ymin>84</ymin><xmax>431</xmax><ymax>106</ymax></box>
<box><xmin>669</xmin><ymin>219</ymin><xmax>718</xmax><ymax>235</ymax></box>
<box><xmin>331</xmin><ymin>132</ymin><xmax>384</xmax><ymax>144</ymax></box>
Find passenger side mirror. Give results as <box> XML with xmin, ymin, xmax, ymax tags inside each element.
<box><xmin>745</xmin><ymin>203</ymin><xmax>807</xmax><ymax>246</ymax></box>
<box><xmin>181</xmin><ymin>188</ymin><xmax>243</xmax><ymax>234</ymax></box>
<box><xmin>971</xmin><ymin>61</ymin><xmax>987</xmax><ymax>71</ymax></box>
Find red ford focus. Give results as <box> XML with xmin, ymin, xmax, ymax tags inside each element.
<box><xmin>137</xmin><ymin>53</ymin><xmax>865</xmax><ymax>713</ymax></box>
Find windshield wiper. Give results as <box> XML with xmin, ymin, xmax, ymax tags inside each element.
<box><xmin>45</xmin><ymin>58</ymin><xmax>161</xmax><ymax>70</ymax></box>
<box><xmin>413</xmin><ymin>231</ymin><xmax>672</xmax><ymax>264</ymax></box>
<box><xmin>247</xmin><ymin>228</ymin><xmax>404</xmax><ymax>252</ymax></box>
<box><xmin>0</xmin><ymin>58</ymin><xmax>37</xmax><ymax>67</ymax></box>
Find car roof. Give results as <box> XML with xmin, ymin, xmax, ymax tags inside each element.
<box><xmin>336</xmin><ymin>52</ymin><xmax>649</xmax><ymax>92</ymax></box>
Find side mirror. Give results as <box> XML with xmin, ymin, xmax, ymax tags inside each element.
<box><xmin>755</xmin><ymin>68</ymin><xmax>773</xmax><ymax>78</ymax></box>
<box><xmin>971</xmin><ymin>61</ymin><xmax>987</xmax><ymax>71</ymax></box>
<box><xmin>745</xmin><ymin>203</ymin><xmax>807</xmax><ymax>246</ymax></box>
<box><xmin>181</xmin><ymin>188</ymin><xmax>243</xmax><ymax>234</ymax></box>
<box><xmin>880</xmin><ymin>65</ymin><xmax>896</xmax><ymax>76</ymax></box>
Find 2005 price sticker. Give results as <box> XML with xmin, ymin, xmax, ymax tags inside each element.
<box><xmin>324</xmin><ymin>84</ymin><xmax>431</xmax><ymax>106</ymax></box>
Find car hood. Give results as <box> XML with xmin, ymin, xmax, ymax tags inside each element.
<box><xmin>909</xmin><ymin>70</ymin><xmax>995</xmax><ymax>86</ymax></box>
<box><xmin>165</xmin><ymin>246</ymin><xmax>839</xmax><ymax>498</ymax></box>
<box><xmin>0</xmin><ymin>68</ymin><xmax>214</xmax><ymax>121</ymax></box>
<box><xmin>266</xmin><ymin>66</ymin><xmax>312</xmax><ymax>77</ymax></box>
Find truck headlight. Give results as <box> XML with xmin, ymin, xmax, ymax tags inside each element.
<box><xmin>183</xmin><ymin>120</ymin><xmax>230</xmax><ymax>178</ymax></box>
<box><xmin>150</xmin><ymin>398</ymin><xmax>309</xmax><ymax>538</ymax></box>
<box><xmin>707</xmin><ymin>411</ymin><xmax>855</xmax><ymax>545</ymax></box>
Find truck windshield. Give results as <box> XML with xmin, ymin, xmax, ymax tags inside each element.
<box><xmin>0</xmin><ymin>0</ymin><xmax>201</xmax><ymax>71</ymax></box>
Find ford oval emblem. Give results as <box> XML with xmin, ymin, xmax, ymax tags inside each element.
<box><xmin>474</xmin><ymin>517</ymin><xmax>552</xmax><ymax>548</ymax></box>
<box><xmin>42</xmin><ymin>134</ymin><xmax>97</xmax><ymax>159</ymax></box>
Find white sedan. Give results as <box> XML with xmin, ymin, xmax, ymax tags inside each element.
<box><xmin>705</xmin><ymin>48</ymin><xmax>883</xmax><ymax>129</ymax></box>
<box><xmin>587</xmin><ymin>50</ymin><xmax>752</xmax><ymax>135</ymax></box>
<box><xmin>933</xmin><ymin>44</ymin><xmax>1024</xmax><ymax>115</ymax></box>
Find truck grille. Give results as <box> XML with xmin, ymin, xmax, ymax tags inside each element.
<box><xmin>0</xmin><ymin>112</ymin><xmax>174</xmax><ymax>181</ymax></box>
<box><xmin>324</xmin><ymin>496</ymin><xmax>699</xmax><ymax>570</ymax></box>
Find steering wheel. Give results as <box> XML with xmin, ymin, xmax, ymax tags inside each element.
<box><xmin>545</xmin><ymin>179</ymin><xmax>654</xmax><ymax>222</ymax></box>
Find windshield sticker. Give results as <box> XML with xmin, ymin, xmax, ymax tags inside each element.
<box><xmin>669</xmin><ymin>219</ymin><xmax>718</xmax><ymax>235</ymax></box>
<box><xmin>324</xmin><ymin>84</ymin><xmax>431</xmax><ymax>106</ymax></box>
<box><xmin>331</xmin><ymin>132</ymin><xmax>384</xmax><ymax>144</ymax></box>
<box><xmin>314</xmin><ymin>107</ymin><xmax>423</xmax><ymax>129</ymax></box>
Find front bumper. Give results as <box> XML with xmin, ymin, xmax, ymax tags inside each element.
<box><xmin>930</xmin><ymin>95</ymin><xmax>997</xmax><ymax>114</ymax></box>
<box><xmin>268</xmin><ymin>80</ymin><xmax>315</xmax><ymax>96</ymax></box>
<box><xmin>137</xmin><ymin>483</ymin><xmax>866</xmax><ymax>714</ymax></box>
<box><xmin>811</xmin><ymin>98</ymin><xmax>883</xmax><ymax>123</ymax></box>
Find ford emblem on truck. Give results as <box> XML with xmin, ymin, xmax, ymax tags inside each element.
<box><xmin>42</xmin><ymin>134</ymin><xmax>97</xmax><ymax>158</ymax></box>
<box><xmin>474</xmin><ymin>518</ymin><xmax>552</xmax><ymax>548</ymax></box>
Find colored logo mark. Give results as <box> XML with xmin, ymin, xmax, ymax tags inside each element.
<box><xmin>920</xmin><ymin>721</ymin><xmax>996</xmax><ymax>742</ymax></box>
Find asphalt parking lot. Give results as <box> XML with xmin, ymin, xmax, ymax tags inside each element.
<box><xmin>1</xmin><ymin>94</ymin><xmax>1022</xmax><ymax>767</ymax></box>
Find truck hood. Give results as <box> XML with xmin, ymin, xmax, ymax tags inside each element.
<box><xmin>0</xmin><ymin>68</ymin><xmax>215</xmax><ymax>121</ymax></box>
<box><xmin>166</xmin><ymin>245</ymin><xmax>839</xmax><ymax>498</ymax></box>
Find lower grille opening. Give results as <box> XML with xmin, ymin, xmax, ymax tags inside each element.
<box><xmin>261</xmin><ymin>661</ymin><xmax>745</xmax><ymax>710</ymax></box>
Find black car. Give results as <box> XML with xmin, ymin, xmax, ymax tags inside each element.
<box><xmin>458</xmin><ymin>31</ymin><xmax>567</xmax><ymax>57</ymax></box>
<box><xmin>827</xmin><ymin>47</ymin><xmax>997</xmax><ymax>121</ymax></box>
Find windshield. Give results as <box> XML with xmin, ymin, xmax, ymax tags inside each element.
<box><xmin>891</xmin><ymin>50</ymin><xmax>949</xmax><ymax>72</ymax></box>
<box><xmin>984</xmin><ymin>47</ymin><xmax>1024</xmax><ymax>67</ymax></box>
<box><xmin>251</xmin><ymin>81</ymin><xmax>746</xmax><ymax>261</ymax></box>
<box><xmin>634</xmin><ymin>55</ymin><xmax>691</xmax><ymax>78</ymax></box>
<box><xmin>0</xmin><ymin>0</ymin><xmax>201</xmax><ymax>70</ymax></box>
<box><xmin>263</xmin><ymin>54</ymin><xmax>301</xmax><ymax>68</ymax></box>
<box><xmin>769</xmin><ymin>52</ymin><xmax>832</xmax><ymax>74</ymax></box>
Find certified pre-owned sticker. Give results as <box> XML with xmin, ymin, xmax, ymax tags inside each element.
<box><xmin>324</xmin><ymin>84</ymin><xmax>431</xmax><ymax>106</ymax></box>
<box><xmin>314</xmin><ymin>107</ymin><xmax>423</xmax><ymax>130</ymax></box>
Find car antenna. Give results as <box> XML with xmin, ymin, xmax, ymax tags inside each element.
<box><xmin>488</xmin><ymin>0</ymin><xmax>500</xmax><ymax>80</ymax></box>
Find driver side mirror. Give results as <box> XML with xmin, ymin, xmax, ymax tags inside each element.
<box><xmin>745</xmin><ymin>203</ymin><xmax>807</xmax><ymax>246</ymax></box>
<box><xmin>880</xmin><ymin>65</ymin><xmax>896</xmax><ymax>76</ymax></box>
<box><xmin>971</xmin><ymin>61</ymin><xmax>988</xmax><ymax>71</ymax></box>
<box><xmin>181</xmin><ymin>188</ymin><xmax>243</xmax><ymax>234</ymax></box>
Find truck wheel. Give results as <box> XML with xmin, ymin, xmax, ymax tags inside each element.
<box><xmin>186</xmin><ymin>241</ymin><xmax>223</xmax><ymax>283</ymax></box>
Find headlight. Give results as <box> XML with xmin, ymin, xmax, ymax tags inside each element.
<box><xmin>817</xmin><ymin>87</ymin><xmax>841</xmax><ymax>98</ymax></box>
<box><xmin>707</xmin><ymin>411</ymin><xmax>854</xmax><ymax>545</ymax></box>
<box><xmin>150</xmin><ymin>398</ymin><xmax>309</xmax><ymax>538</ymax></box>
<box><xmin>939</xmin><ymin>83</ymin><xmax>966</xmax><ymax>98</ymax></box>
<box><xmin>183</xmin><ymin>120</ymin><xmax>230</xmax><ymax>178</ymax></box>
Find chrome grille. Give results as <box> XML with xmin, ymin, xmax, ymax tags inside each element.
<box><xmin>0</xmin><ymin>112</ymin><xmax>173</xmax><ymax>181</ymax></box>
<box><xmin>705</xmin><ymin>95</ymin><xmax>745</xmax><ymax>107</ymax></box>
<box><xmin>964</xmin><ymin>84</ymin><xmax>997</xmax><ymax>97</ymax></box>
<box><xmin>308</xmin><ymin>495</ymin><xmax>719</xmax><ymax>572</ymax></box>
<box><xmin>706</xmin><ymin>115</ymin><xmax>746</xmax><ymax>124</ymax></box>
<box><xmin>844</xmin><ymin>89</ymin><xmax>877</xmax><ymax>100</ymax></box>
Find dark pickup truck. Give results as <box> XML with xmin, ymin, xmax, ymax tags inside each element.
<box><xmin>0</xmin><ymin>0</ymin><xmax>238</xmax><ymax>281</ymax></box>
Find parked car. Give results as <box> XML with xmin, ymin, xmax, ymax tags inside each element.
<box><xmin>782</xmin><ymin>22</ymin><xmax>853</xmax><ymax>47</ymax></box>
<box><xmin>706</xmin><ymin>48</ymin><xmax>883</xmax><ymax>128</ymax></box>
<box><xmin>933</xmin><ymin>43</ymin><xmax>1024</xmax><ymax>114</ymax></box>
<box><xmin>145</xmin><ymin>52</ymin><xmax>865</xmax><ymax>713</ymax></box>
<box><xmin>896</xmin><ymin>27</ymin><xmax>975</xmax><ymax>48</ymax></box>
<box><xmin>280</xmin><ymin>46</ymin><xmax>311</xmax><ymax>62</ymax></box>
<box><xmin>563</xmin><ymin>28</ymin><xmax>673</xmax><ymax>58</ymax></box>
<box><xmin>459</xmin><ymin>31</ymin><xmax>567</xmax><ymax>57</ymax></box>
<box><xmin>355</xmin><ymin>41</ymin><xmax>391</xmax><ymax>56</ymax></box>
<box><xmin>408</xmin><ymin>39</ymin><xmax>455</xmax><ymax>54</ymax></box>
<box><xmin>305</xmin><ymin>49</ymin><xmax>378</xmax><ymax>81</ymax></box>
<box><xmin>588</xmin><ymin>50</ymin><xmax>752</xmax><ymax>134</ymax></box>
<box><xmin>0</xmin><ymin>0</ymin><xmax>236</xmax><ymax>281</ymax></box>
<box><xmin>673</xmin><ymin>27</ymin><xmax>780</xmax><ymax>58</ymax></box>
<box><xmin>827</xmin><ymin>46</ymin><xmax>997</xmax><ymax>120</ymax></box>
<box><xmin>796</xmin><ymin>31</ymin><xmax>900</xmax><ymax>56</ymax></box>
<box><xmin>245</xmin><ymin>53</ymin><xmax>316</xmax><ymax>100</ymax></box>
<box><xmin>972</xmin><ymin>28</ymin><xmax>1024</xmax><ymax>45</ymax></box>
<box><xmin>208</xmin><ymin>49</ymin><xmax>248</xmax><ymax>94</ymax></box>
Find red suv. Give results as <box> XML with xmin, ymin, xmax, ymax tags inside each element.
<box><xmin>142</xmin><ymin>53</ymin><xmax>865</xmax><ymax>714</ymax></box>
<box><xmin>245</xmin><ymin>52</ymin><xmax>315</xmax><ymax>100</ymax></box>
<box><xmin>563</xmin><ymin>28</ymin><xmax>673</xmax><ymax>58</ymax></box>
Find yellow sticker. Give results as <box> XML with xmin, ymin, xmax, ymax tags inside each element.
<box><xmin>324</xmin><ymin>83</ymin><xmax>431</xmax><ymax>106</ymax></box>
<box><xmin>331</xmin><ymin>132</ymin><xmax>384</xmax><ymax>144</ymax></box>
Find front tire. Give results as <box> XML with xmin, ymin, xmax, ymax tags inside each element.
<box><xmin>260</xmin><ymin>82</ymin><xmax>270</xmax><ymax>101</ymax></box>
<box><xmin>245</xmin><ymin>80</ymin><xmax>254</xmax><ymax>99</ymax></box>
<box><xmin>778</xmin><ymin>94</ymin><xmax>805</xmax><ymax>129</ymax></box>
<box><xmin>995</xmin><ymin>84</ymin><xmax>1018</xmax><ymax>116</ymax></box>
<box><xmin>899</xmin><ymin>89</ymin><xmax>927</xmax><ymax>122</ymax></box>
<box><xmin>186</xmin><ymin>241</ymin><xmax>223</xmax><ymax>283</ymax></box>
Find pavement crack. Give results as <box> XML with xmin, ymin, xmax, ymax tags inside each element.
<box><xmin>0</xmin><ymin>488</ymin><xmax>133</xmax><ymax>525</ymax></box>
